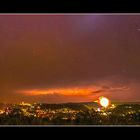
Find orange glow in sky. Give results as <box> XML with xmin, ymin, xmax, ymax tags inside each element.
<box><xmin>17</xmin><ymin>86</ymin><xmax>101</xmax><ymax>96</ymax></box>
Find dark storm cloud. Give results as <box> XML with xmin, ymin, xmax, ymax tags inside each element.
<box><xmin>0</xmin><ymin>14</ymin><xmax>140</xmax><ymax>103</ymax></box>
<box><xmin>91</xmin><ymin>90</ymin><xmax>104</xmax><ymax>94</ymax></box>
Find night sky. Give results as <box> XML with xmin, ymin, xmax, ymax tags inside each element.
<box><xmin>0</xmin><ymin>14</ymin><xmax>140</xmax><ymax>103</ymax></box>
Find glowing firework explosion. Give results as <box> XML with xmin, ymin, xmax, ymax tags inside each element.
<box><xmin>98</xmin><ymin>96</ymin><xmax>110</xmax><ymax>108</ymax></box>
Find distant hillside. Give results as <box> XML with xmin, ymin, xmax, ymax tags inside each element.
<box><xmin>111</xmin><ymin>101</ymin><xmax>140</xmax><ymax>105</ymax></box>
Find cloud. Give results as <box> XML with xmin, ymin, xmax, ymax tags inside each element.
<box><xmin>14</xmin><ymin>76</ymin><xmax>133</xmax><ymax>103</ymax></box>
<box><xmin>91</xmin><ymin>90</ymin><xmax>104</xmax><ymax>94</ymax></box>
<box><xmin>16</xmin><ymin>87</ymin><xmax>101</xmax><ymax>96</ymax></box>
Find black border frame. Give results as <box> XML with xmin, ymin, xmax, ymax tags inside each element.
<box><xmin>0</xmin><ymin>0</ymin><xmax>140</xmax><ymax>13</ymax></box>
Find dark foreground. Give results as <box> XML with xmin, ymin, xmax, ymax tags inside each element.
<box><xmin>0</xmin><ymin>102</ymin><xmax>140</xmax><ymax>125</ymax></box>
